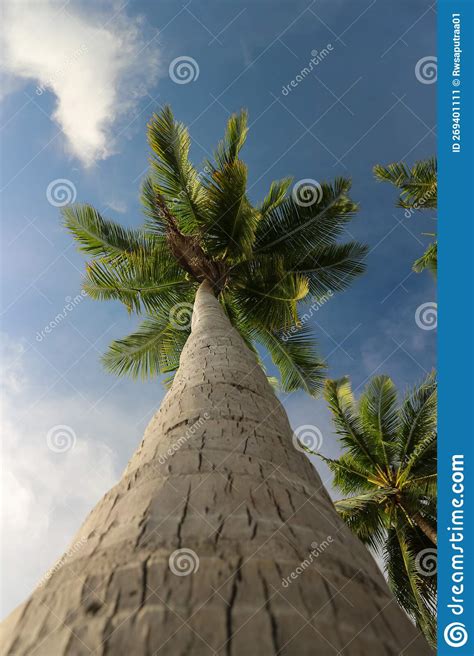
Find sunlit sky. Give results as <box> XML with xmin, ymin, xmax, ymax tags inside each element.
<box><xmin>0</xmin><ymin>0</ymin><xmax>436</xmax><ymax>616</ymax></box>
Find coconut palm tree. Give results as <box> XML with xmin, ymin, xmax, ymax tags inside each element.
<box><xmin>321</xmin><ymin>373</ymin><xmax>437</xmax><ymax>646</ymax></box>
<box><xmin>0</xmin><ymin>108</ymin><xmax>432</xmax><ymax>655</ymax></box>
<box><xmin>374</xmin><ymin>158</ymin><xmax>437</xmax><ymax>276</ymax></box>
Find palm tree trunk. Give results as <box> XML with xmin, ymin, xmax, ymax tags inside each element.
<box><xmin>1</xmin><ymin>280</ymin><xmax>432</xmax><ymax>655</ymax></box>
<box><xmin>400</xmin><ymin>501</ymin><xmax>437</xmax><ymax>545</ymax></box>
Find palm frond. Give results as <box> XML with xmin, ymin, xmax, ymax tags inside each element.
<box><xmin>214</xmin><ymin>109</ymin><xmax>249</xmax><ymax>169</ymax></box>
<box><xmin>202</xmin><ymin>159</ymin><xmax>258</xmax><ymax>259</ymax></box>
<box><xmin>374</xmin><ymin>157</ymin><xmax>437</xmax><ymax>277</ymax></box>
<box><xmin>102</xmin><ymin>313</ymin><xmax>190</xmax><ymax>379</ymax></box>
<box><xmin>399</xmin><ymin>431</ymin><xmax>437</xmax><ymax>486</ymax></box>
<box><xmin>385</xmin><ymin>525</ymin><xmax>437</xmax><ymax>646</ymax></box>
<box><xmin>335</xmin><ymin>488</ymin><xmax>392</xmax><ymax>550</ymax></box>
<box><xmin>231</xmin><ymin>257</ymin><xmax>309</xmax><ymax>330</ymax></box>
<box><xmin>147</xmin><ymin>105</ymin><xmax>208</xmax><ymax>234</ymax></box>
<box><xmin>83</xmin><ymin>250</ymin><xmax>193</xmax><ymax>314</ymax></box>
<box><xmin>404</xmin><ymin>473</ymin><xmax>437</xmax><ymax>499</ymax></box>
<box><xmin>358</xmin><ymin>375</ymin><xmax>399</xmax><ymax>467</ymax></box>
<box><xmin>254</xmin><ymin>178</ymin><xmax>358</xmax><ymax>257</ymax></box>
<box><xmin>252</xmin><ymin>324</ymin><xmax>326</xmax><ymax>397</ymax></box>
<box><xmin>324</xmin><ymin>378</ymin><xmax>384</xmax><ymax>471</ymax></box>
<box><xmin>398</xmin><ymin>372</ymin><xmax>437</xmax><ymax>463</ymax></box>
<box><xmin>140</xmin><ymin>176</ymin><xmax>169</xmax><ymax>235</ymax></box>
<box><xmin>257</xmin><ymin>178</ymin><xmax>292</xmax><ymax>217</ymax></box>
<box><xmin>373</xmin><ymin>158</ymin><xmax>437</xmax><ymax>209</ymax></box>
<box><xmin>413</xmin><ymin>241</ymin><xmax>437</xmax><ymax>277</ymax></box>
<box><xmin>319</xmin><ymin>453</ymin><xmax>376</xmax><ymax>494</ymax></box>
<box><xmin>63</xmin><ymin>205</ymin><xmax>150</xmax><ymax>261</ymax></box>
<box><xmin>291</xmin><ymin>241</ymin><xmax>368</xmax><ymax>298</ymax></box>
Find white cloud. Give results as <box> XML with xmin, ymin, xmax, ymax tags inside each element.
<box><xmin>1</xmin><ymin>0</ymin><xmax>160</xmax><ymax>166</ymax></box>
<box><xmin>0</xmin><ymin>335</ymin><xmax>125</xmax><ymax>618</ymax></box>
<box><xmin>105</xmin><ymin>198</ymin><xmax>127</xmax><ymax>213</ymax></box>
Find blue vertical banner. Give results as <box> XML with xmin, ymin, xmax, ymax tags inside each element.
<box><xmin>438</xmin><ymin>0</ymin><xmax>474</xmax><ymax>653</ymax></box>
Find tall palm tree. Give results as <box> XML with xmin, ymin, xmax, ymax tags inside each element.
<box><xmin>321</xmin><ymin>373</ymin><xmax>437</xmax><ymax>646</ymax></box>
<box><xmin>374</xmin><ymin>158</ymin><xmax>437</xmax><ymax>276</ymax></box>
<box><xmin>0</xmin><ymin>108</ymin><xmax>432</xmax><ymax>655</ymax></box>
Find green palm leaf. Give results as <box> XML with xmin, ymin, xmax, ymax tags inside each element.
<box><xmin>374</xmin><ymin>157</ymin><xmax>437</xmax><ymax>276</ymax></box>
<box><xmin>252</xmin><ymin>324</ymin><xmax>326</xmax><ymax>397</ymax></box>
<box><xmin>399</xmin><ymin>432</ymin><xmax>436</xmax><ymax>486</ymax></box>
<box><xmin>324</xmin><ymin>378</ymin><xmax>383</xmax><ymax>471</ymax></box>
<box><xmin>385</xmin><ymin>525</ymin><xmax>437</xmax><ymax>646</ymax></box>
<box><xmin>83</xmin><ymin>253</ymin><xmax>193</xmax><ymax>315</ymax></box>
<box><xmin>257</xmin><ymin>178</ymin><xmax>292</xmax><ymax>217</ymax></box>
<box><xmin>102</xmin><ymin>313</ymin><xmax>190</xmax><ymax>379</ymax></box>
<box><xmin>202</xmin><ymin>160</ymin><xmax>258</xmax><ymax>259</ymax></box>
<box><xmin>373</xmin><ymin>158</ymin><xmax>437</xmax><ymax>209</ymax></box>
<box><xmin>319</xmin><ymin>453</ymin><xmax>376</xmax><ymax>494</ymax></box>
<box><xmin>213</xmin><ymin>109</ymin><xmax>249</xmax><ymax>169</ymax></box>
<box><xmin>231</xmin><ymin>256</ymin><xmax>309</xmax><ymax>330</ymax></box>
<box><xmin>358</xmin><ymin>375</ymin><xmax>399</xmax><ymax>467</ymax></box>
<box><xmin>413</xmin><ymin>241</ymin><xmax>437</xmax><ymax>277</ymax></box>
<box><xmin>147</xmin><ymin>106</ymin><xmax>208</xmax><ymax>234</ymax></box>
<box><xmin>398</xmin><ymin>372</ymin><xmax>437</xmax><ymax>463</ymax></box>
<box><xmin>335</xmin><ymin>488</ymin><xmax>393</xmax><ymax>550</ymax></box>
<box><xmin>291</xmin><ymin>241</ymin><xmax>368</xmax><ymax>298</ymax></box>
<box><xmin>255</xmin><ymin>178</ymin><xmax>357</xmax><ymax>257</ymax></box>
<box><xmin>63</xmin><ymin>204</ymin><xmax>150</xmax><ymax>260</ymax></box>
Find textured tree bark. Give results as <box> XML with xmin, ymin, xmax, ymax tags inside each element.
<box><xmin>400</xmin><ymin>501</ymin><xmax>437</xmax><ymax>546</ymax></box>
<box><xmin>1</xmin><ymin>281</ymin><xmax>432</xmax><ymax>655</ymax></box>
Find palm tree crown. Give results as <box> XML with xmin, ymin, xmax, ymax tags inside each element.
<box><xmin>374</xmin><ymin>157</ymin><xmax>437</xmax><ymax>276</ymax></box>
<box><xmin>64</xmin><ymin>106</ymin><xmax>367</xmax><ymax>395</ymax></box>
<box><xmin>322</xmin><ymin>373</ymin><xmax>437</xmax><ymax>645</ymax></box>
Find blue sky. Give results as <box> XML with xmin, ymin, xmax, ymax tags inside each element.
<box><xmin>0</xmin><ymin>0</ymin><xmax>436</xmax><ymax>616</ymax></box>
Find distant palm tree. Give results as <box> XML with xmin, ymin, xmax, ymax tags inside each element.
<box><xmin>66</xmin><ymin>106</ymin><xmax>367</xmax><ymax>394</ymax></box>
<box><xmin>321</xmin><ymin>373</ymin><xmax>437</xmax><ymax>646</ymax></box>
<box><xmin>374</xmin><ymin>158</ymin><xmax>437</xmax><ymax>277</ymax></box>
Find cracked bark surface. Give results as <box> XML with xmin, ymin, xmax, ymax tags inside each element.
<box><xmin>0</xmin><ymin>281</ymin><xmax>432</xmax><ymax>655</ymax></box>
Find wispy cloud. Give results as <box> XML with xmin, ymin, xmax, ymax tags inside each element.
<box><xmin>1</xmin><ymin>0</ymin><xmax>160</xmax><ymax>166</ymax></box>
<box><xmin>0</xmin><ymin>334</ymin><xmax>123</xmax><ymax>617</ymax></box>
<box><xmin>105</xmin><ymin>198</ymin><xmax>127</xmax><ymax>213</ymax></box>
